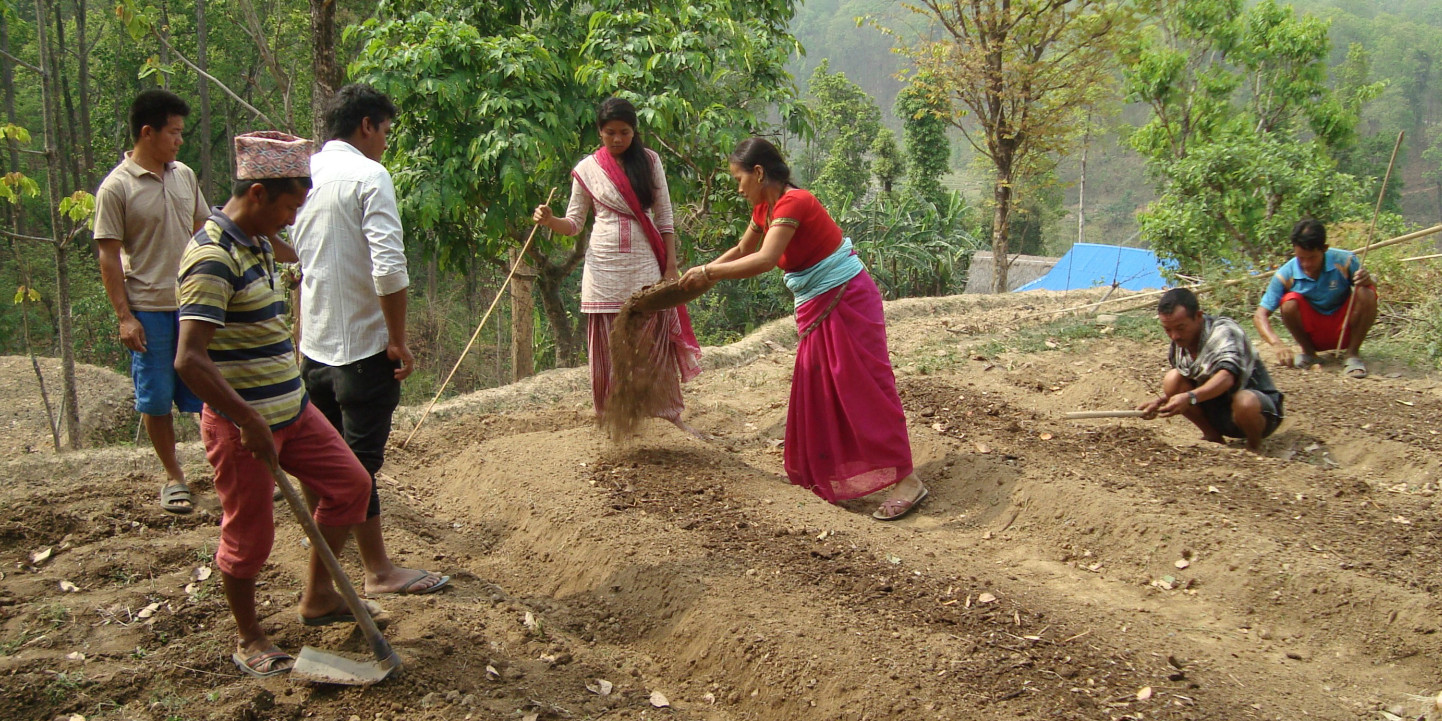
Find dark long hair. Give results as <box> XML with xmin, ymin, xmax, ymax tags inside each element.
<box><xmin>597</xmin><ymin>97</ymin><xmax>655</xmax><ymax>210</ymax></box>
<box><xmin>728</xmin><ymin>137</ymin><xmax>798</xmax><ymax>189</ymax></box>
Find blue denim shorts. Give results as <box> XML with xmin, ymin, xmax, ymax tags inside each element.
<box><xmin>130</xmin><ymin>310</ymin><xmax>203</xmax><ymax>416</ymax></box>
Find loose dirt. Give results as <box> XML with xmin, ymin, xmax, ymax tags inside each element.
<box><xmin>600</xmin><ymin>280</ymin><xmax>707</xmax><ymax>442</ymax></box>
<box><xmin>3</xmin><ymin>291</ymin><xmax>1441</xmax><ymax>721</ymax></box>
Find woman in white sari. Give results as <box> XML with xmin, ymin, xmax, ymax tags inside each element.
<box><xmin>533</xmin><ymin>97</ymin><xmax>702</xmax><ymax>433</ymax></box>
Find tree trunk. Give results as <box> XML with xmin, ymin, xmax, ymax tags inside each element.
<box><xmin>195</xmin><ymin>0</ymin><xmax>212</xmax><ymax>194</ymax></box>
<box><xmin>34</xmin><ymin>0</ymin><xmax>82</xmax><ymax>449</ymax></box>
<box><xmin>990</xmin><ymin>175</ymin><xmax>1013</xmax><ymax>294</ymax></box>
<box><xmin>528</xmin><ymin>240</ymin><xmax>586</xmax><ymax>368</ymax></box>
<box><xmin>157</xmin><ymin>0</ymin><xmax>169</xmax><ymax>87</ymax></box>
<box><xmin>1077</xmin><ymin>116</ymin><xmax>1089</xmax><ymax>246</ymax></box>
<box><xmin>509</xmin><ymin>245</ymin><xmax>535</xmax><ymax>381</ymax></box>
<box><xmin>309</xmin><ymin>0</ymin><xmax>340</xmax><ymax>142</ymax></box>
<box><xmin>51</xmin><ymin>2</ymin><xmax>79</xmax><ymax>192</ymax></box>
<box><xmin>74</xmin><ymin>0</ymin><xmax>94</xmax><ymax>187</ymax></box>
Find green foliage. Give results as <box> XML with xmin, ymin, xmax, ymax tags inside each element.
<box><xmin>869</xmin><ymin>128</ymin><xmax>903</xmax><ymax>194</ymax></box>
<box><xmin>59</xmin><ymin>190</ymin><xmax>95</xmax><ymax>228</ymax></box>
<box><xmin>350</xmin><ymin>0</ymin><xmax>805</xmax><ymax>270</ymax></box>
<box><xmin>832</xmin><ymin>189</ymin><xmax>980</xmax><ymax>298</ymax></box>
<box><xmin>0</xmin><ymin>123</ymin><xmax>30</xmax><ymax>144</ymax></box>
<box><xmin>0</xmin><ymin>170</ymin><xmax>39</xmax><ymax>203</ymax></box>
<box><xmin>805</xmin><ymin>60</ymin><xmax>882</xmax><ymax>205</ymax></box>
<box><xmin>894</xmin><ymin>83</ymin><xmax>949</xmax><ymax>208</ymax></box>
<box><xmin>12</xmin><ymin>285</ymin><xmax>41</xmax><ymax>304</ymax></box>
<box><xmin>1123</xmin><ymin>0</ymin><xmax>1386</xmax><ymax>270</ymax></box>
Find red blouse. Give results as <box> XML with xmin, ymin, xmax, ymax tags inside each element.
<box><xmin>750</xmin><ymin>189</ymin><xmax>843</xmax><ymax>273</ymax></box>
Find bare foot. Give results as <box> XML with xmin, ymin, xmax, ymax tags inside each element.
<box><xmin>1201</xmin><ymin>433</ymin><xmax>1225</xmax><ymax>444</ymax></box>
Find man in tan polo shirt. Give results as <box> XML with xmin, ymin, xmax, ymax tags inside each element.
<box><xmin>95</xmin><ymin>89</ymin><xmax>210</xmax><ymax>514</ymax></box>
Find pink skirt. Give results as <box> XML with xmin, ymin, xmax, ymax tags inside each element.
<box><xmin>588</xmin><ymin>310</ymin><xmax>684</xmax><ymax>421</ymax></box>
<box><xmin>784</xmin><ymin>270</ymin><xmax>913</xmax><ymax>502</ymax></box>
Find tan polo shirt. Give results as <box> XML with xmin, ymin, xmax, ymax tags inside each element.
<box><xmin>94</xmin><ymin>153</ymin><xmax>209</xmax><ymax>311</ymax></box>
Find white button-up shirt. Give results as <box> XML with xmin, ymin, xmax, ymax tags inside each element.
<box><xmin>292</xmin><ymin>140</ymin><xmax>409</xmax><ymax>367</ymax></box>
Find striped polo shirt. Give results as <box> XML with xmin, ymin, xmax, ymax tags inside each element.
<box><xmin>177</xmin><ymin>211</ymin><xmax>307</xmax><ymax>430</ymax></box>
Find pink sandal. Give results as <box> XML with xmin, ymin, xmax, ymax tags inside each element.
<box><xmin>873</xmin><ymin>487</ymin><xmax>929</xmax><ymax>521</ymax></box>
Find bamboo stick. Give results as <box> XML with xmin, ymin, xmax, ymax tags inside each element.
<box><xmin>401</xmin><ymin>188</ymin><xmax>557</xmax><ymax>448</ymax></box>
<box><xmin>1401</xmin><ymin>253</ymin><xmax>1442</xmax><ymax>263</ymax></box>
<box><xmin>1334</xmin><ymin>131</ymin><xmax>1404</xmax><ymax>356</ymax></box>
<box><xmin>1064</xmin><ymin>410</ymin><xmax>1147</xmax><ymax>420</ymax></box>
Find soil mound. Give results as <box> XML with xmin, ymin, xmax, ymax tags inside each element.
<box><xmin>0</xmin><ymin>355</ymin><xmax>132</xmax><ymax>453</ymax></box>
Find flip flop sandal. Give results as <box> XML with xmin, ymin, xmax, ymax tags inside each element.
<box><xmin>159</xmin><ymin>482</ymin><xmax>194</xmax><ymax>515</ymax></box>
<box><xmin>370</xmin><ymin>570</ymin><xmax>451</xmax><ymax>597</ymax></box>
<box><xmin>232</xmin><ymin>648</ymin><xmax>293</xmax><ymax>678</ymax></box>
<box><xmin>1293</xmin><ymin>353</ymin><xmax>1321</xmax><ymax>370</ymax></box>
<box><xmin>1344</xmin><ymin>357</ymin><xmax>1368</xmax><ymax>379</ymax></box>
<box><xmin>873</xmin><ymin>487</ymin><xmax>930</xmax><ymax>521</ymax></box>
<box><xmin>299</xmin><ymin>598</ymin><xmax>385</xmax><ymax>627</ymax></box>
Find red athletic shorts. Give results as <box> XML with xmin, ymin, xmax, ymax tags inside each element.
<box><xmin>201</xmin><ymin>403</ymin><xmax>370</xmax><ymax>579</ymax></box>
<box><xmin>1280</xmin><ymin>290</ymin><xmax>1367</xmax><ymax>352</ymax></box>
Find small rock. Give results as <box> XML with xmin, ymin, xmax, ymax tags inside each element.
<box><xmin>650</xmin><ymin>690</ymin><xmax>670</xmax><ymax>708</ymax></box>
<box><xmin>977</xmin><ymin>592</ymin><xmax>997</xmax><ymax>604</ymax></box>
<box><xmin>1285</xmin><ymin>651</ymin><xmax>1304</xmax><ymax>660</ymax></box>
<box><xmin>419</xmin><ymin>692</ymin><xmax>441</xmax><ymax>708</ymax></box>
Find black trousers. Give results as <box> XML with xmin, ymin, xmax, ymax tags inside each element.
<box><xmin>301</xmin><ymin>350</ymin><xmax>401</xmax><ymax>518</ymax></box>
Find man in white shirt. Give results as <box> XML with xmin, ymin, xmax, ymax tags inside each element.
<box><xmin>292</xmin><ymin>84</ymin><xmax>447</xmax><ymax>596</ymax></box>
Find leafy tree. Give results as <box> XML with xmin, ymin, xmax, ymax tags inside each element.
<box><xmin>1423</xmin><ymin>127</ymin><xmax>1442</xmax><ymax>222</ymax></box>
<box><xmin>804</xmin><ymin>60</ymin><xmax>881</xmax><ymax>205</ymax></box>
<box><xmin>834</xmin><ymin>190</ymin><xmax>979</xmax><ymax>298</ymax></box>
<box><xmin>894</xmin><ymin>83</ymin><xmax>949</xmax><ymax>208</ymax></box>
<box><xmin>1123</xmin><ymin>0</ymin><xmax>1381</xmax><ymax>269</ymax></box>
<box><xmin>349</xmin><ymin>0</ymin><xmax>805</xmax><ymax>370</ymax></box>
<box><xmin>884</xmin><ymin>0</ymin><xmax>1127</xmax><ymax>292</ymax></box>
<box><xmin>869</xmin><ymin>128</ymin><xmax>903</xmax><ymax>194</ymax></box>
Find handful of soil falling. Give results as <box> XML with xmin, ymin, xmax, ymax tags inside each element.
<box><xmin>599</xmin><ymin>279</ymin><xmax>709</xmax><ymax>441</ymax></box>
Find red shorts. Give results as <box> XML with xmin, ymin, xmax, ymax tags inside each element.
<box><xmin>201</xmin><ymin>403</ymin><xmax>370</xmax><ymax>579</ymax></box>
<box><xmin>1280</xmin><ymin>291</ymin><xmax>1357</xmax><ymax>352</ymax></box>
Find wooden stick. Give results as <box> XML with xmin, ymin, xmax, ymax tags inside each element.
<box><xmin>401</xmin><ymin>187</ymin><xmax>557</xmax><ymax>448</ymax></box>
<box><xmin>1333</xmin><ymin>131</ymin><xmax>1403</xmax><ymax>357</ymax></box>
<box><xmin>1401</xmin><ymin>252</ymin><xmax>1442</xmax><ymax>263</ymax></box>
<box><xmin>1064</xmin><ymin>410</ymin><xmax>1147</xmax><ymax>420</ymax></box>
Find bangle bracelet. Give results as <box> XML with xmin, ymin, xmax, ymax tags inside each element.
<box><xmin>701</xmin><ymin>265</ymin><xmax>712</xmax><ymax>282</ymax></box>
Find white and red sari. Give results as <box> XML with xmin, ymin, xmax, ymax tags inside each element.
<box><xmin>562</xmin><ymin>148</ymin><xmax>702</xmax><ymax>418</ymax></box>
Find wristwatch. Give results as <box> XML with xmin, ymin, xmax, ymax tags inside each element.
<box><xmin>1187</xmin><ymin>391</ymin><xmax>1198</xmax><ymax>405</ymax></box>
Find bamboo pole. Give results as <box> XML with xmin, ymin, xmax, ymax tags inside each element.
<box><xmin>1401</xmin><ymin>252</ymin><xmax>1442</xmax><ymax>263</ymax></box>
<box><xmin>1011</xmin><ymin>222</ymin><xmax>1442</xmax><ymax>323</ymax></box>
<box><xmin>1064</xmin><ymin>410</ymin><xmax>1147</xmax><ymax>420</ymax></box>
<box><xmin>401</xmin><ymin>188</ymin><xmax>556</xmax><ymax>448</ymax></box>
<box><xmin>1333</xmin><ymin>131</ymin><xmax>1403</xmax><ymax>357</ymax></box>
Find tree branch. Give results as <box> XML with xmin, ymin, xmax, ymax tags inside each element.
<box><xmin>148</xmin><ymin>27</ymin><xmax>274</xmax><ymax>126</ymax></box>
<box><xmin>2</xmin><ymin>228</ymin><xmax>57</xmax><ymax>244</ymax></box>
<box><xmin>0</xmin><ymin>48</ymin><xmax>41</xmax><ymax>74</ymax></box>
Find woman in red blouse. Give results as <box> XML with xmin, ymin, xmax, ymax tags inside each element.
<box><xmin>679</xmin><ymin>138</ymin><xmax>927</xmax><ymax>520</ymax></box>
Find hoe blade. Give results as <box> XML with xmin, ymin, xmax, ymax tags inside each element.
<box><xmin>291</xmin><ymin>646</ymin><xmax>401</xmax><ymax>686</ymax></box>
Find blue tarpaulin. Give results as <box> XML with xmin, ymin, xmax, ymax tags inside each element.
<box><xmin>1014</xmin><ymin>243</ymin><xmax>1171</xmax><ymax>293</ymax></box>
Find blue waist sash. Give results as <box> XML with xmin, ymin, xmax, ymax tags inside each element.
<box><xmin>784</xmin><ymin>238</ymin><xmax>865</xmax><ymax>307</ymax></box>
